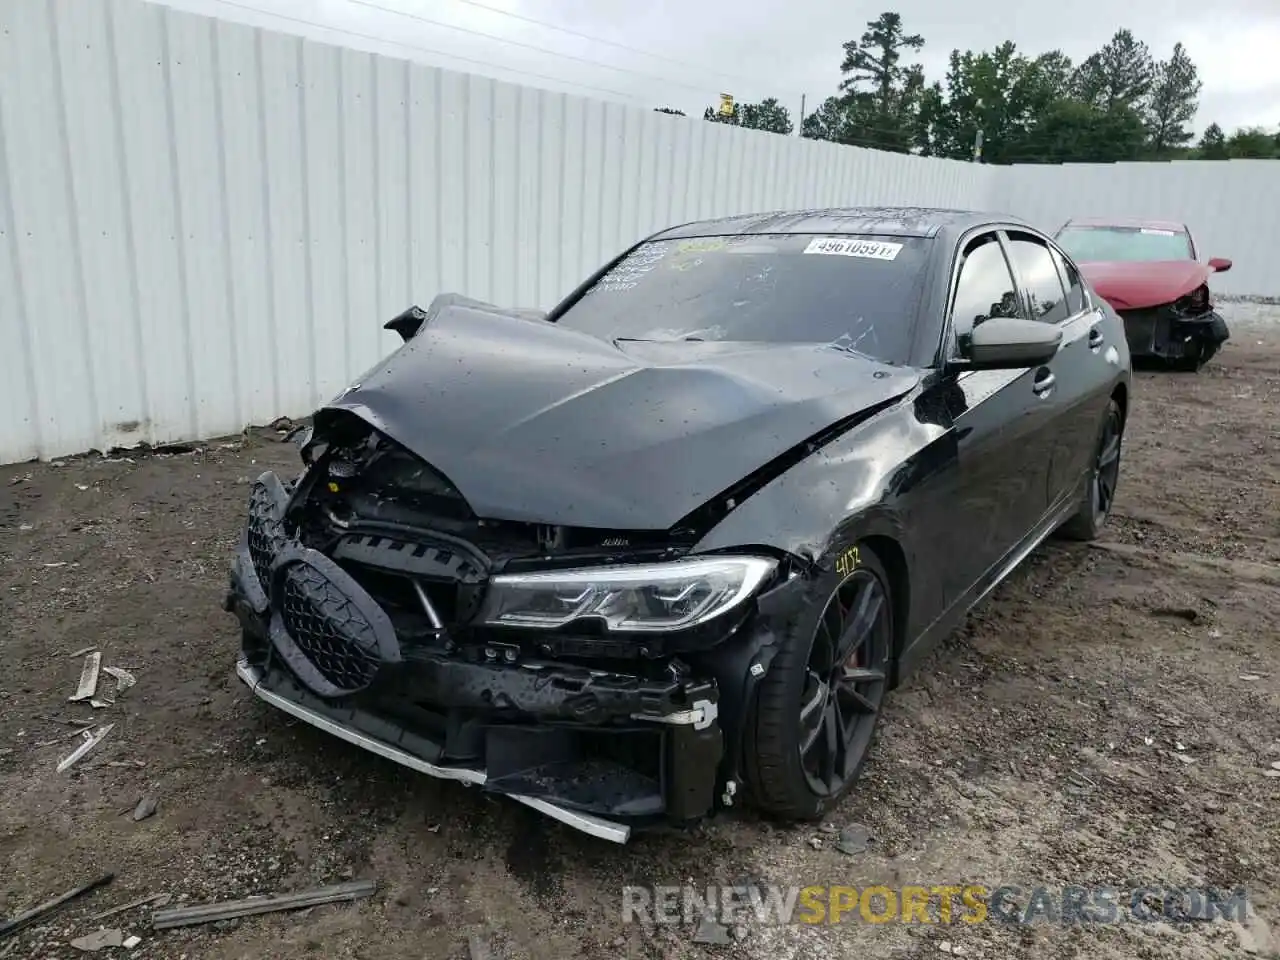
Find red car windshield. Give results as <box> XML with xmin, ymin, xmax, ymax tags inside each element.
<box><xmin>1056</xmin><ymin>225</ymin><xmax>1193</xmax><ymax>262</ymax></box>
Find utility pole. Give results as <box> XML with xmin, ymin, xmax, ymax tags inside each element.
<box><xmin>971</xmin><ymin>98</ymin><xmax>984</xmax><ymax>162</ymax></box>
<box><xmin>798</xmin><ymin>94</ymin><xmax>805</xmax><ymax>136</ymax></box>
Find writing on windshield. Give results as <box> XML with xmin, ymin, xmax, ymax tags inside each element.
<box><xmin>554</xmin><ymin>233</ymin><xmax>931</xmax><ymax>366</ymax></box>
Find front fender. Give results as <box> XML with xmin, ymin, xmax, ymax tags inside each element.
<box><xmin>691</xmin><ymin>399</ymin><xmax>939</xmax><ymax>564</ymax></box>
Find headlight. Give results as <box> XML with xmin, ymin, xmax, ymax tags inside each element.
<box><xmin>479</xmin><ymin>556</ymin><xmax>777</xmax><ymax>632</ymax></box>
<box><xmin>1173</xmin><ymin>284</ymin><xmax>1209</xmax><ymax>316</ymax></box>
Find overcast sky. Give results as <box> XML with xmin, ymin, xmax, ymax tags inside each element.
<box><xmin>164</xmin><ymin>0</ymin><xmax>1279</xmax><ymax>136</ymax></box>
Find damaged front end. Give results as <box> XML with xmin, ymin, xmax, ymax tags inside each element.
<box><xmin>1117</xmin><ymin>283</ymin><xmax>1230</xmax><ymax>367</ymax></box>
<box><xmin>225</xmin><ymin>412</ymin><xmax>796</xmax><ymax>842</ymax></box>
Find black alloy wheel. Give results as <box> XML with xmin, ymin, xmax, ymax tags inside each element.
<box><xmin>745</xmin><ymin>543</ymin><xmax>895</xmax><ymax>820</ymax></box>
<box><xmin>1092</xmin><ymin>402</ymin><xmax>1123</xmax><ymax>522</ymax></box>
<box><xmin>1059</xmin><ymin>397</ymin><xmax>1125</xmax><ymax>541</ymax></box>
<box><xmin>797</xmin><ymin>571</ymin><xmax>891</xmax><ymax>797</ymax></box>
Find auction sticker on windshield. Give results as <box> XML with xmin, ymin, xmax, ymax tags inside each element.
<box><xmin>803</xmin><ymin>237</ymin><xmax>903</xmax><ymax>260</ymax></box>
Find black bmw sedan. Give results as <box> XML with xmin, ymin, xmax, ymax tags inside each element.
<box><xmin>227</xmin><ymin>206</ymin><xmax>1131</xmax><ymax>843</ymax></box>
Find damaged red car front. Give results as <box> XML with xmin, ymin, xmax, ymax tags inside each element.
<box><xmin>1054</xmin><ymin>218</ymin><xmax>1231</xmax><ymax>370</ymax></box>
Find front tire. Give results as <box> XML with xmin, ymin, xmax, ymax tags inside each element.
<box><xmin>1058</xmin><ymin>398</ymin><xmax>1124</xmax><ymax>541</ymax></box>
<box><xmin>745</xmin><ymin>543</ymin><xmax>893</xmax><ymax>821</ymax></box>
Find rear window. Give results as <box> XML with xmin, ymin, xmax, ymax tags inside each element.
<box><xmin>1055</xmin><ymin>225</ymin><xmax>1193</xmax><ymax>263</ymax></box>
<box><xmin>553</xmin><ymin>233</ymin><xmax>932</xmax><ymax>365</ymax></box>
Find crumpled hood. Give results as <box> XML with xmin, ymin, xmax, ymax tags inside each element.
<box><xmin>1078</xmin><ymin>259</ymin><xmax>1212</xmax><ymax>311</ymax></box>
<box><xmin>319</xmin><ymin>304</ymin><xmax>920</xmax><ymax>529</ymax></box>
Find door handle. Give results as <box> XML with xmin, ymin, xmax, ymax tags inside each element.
<box><xmin>1032</xmin><ymin>371</ymin><xmax>1056</xmax><ymax>396</ymax></box>
<box><xmin>1088</xmin><ymin>326</ymin><xmax>1104</xmax><ymax>351</ymax></box>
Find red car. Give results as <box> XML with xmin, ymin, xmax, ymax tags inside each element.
<box><xmin>1053</xmin><ymin>218</ymin><xmax>1232</xmax><ymax>370</ymax></box>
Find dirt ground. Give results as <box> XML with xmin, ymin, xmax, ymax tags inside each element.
<box><xmin>2</xmin><ymin>302</ymin><xmax>1278</xmax><ymax>960</ymax></box>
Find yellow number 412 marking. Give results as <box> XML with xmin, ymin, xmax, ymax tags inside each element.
<box><xmin>835</xmin><ymin>546</ymin><xmax>860</xmax><ymax>577</ymax></box>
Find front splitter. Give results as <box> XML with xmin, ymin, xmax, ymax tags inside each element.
<box><xmin>234</xmin><ymin>657</ymin><xmax>631</xmax><ymax>843</ymax></box>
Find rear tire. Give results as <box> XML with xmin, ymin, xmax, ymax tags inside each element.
<box><xmin>1058</xmin><ymin>398</ymin><xmax>1125</xmax><ymax>542</ymax></box>
<box><xmin>1171</xmin><ymin>339</ymin><xmax>1219</xmax><ymax>372</ymax></box>
<box><xmin>745</xmin><ymin>542</ymin><xmax>893</xmax><ymax>821</ymax></box>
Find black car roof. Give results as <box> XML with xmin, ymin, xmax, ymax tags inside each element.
<box><xmin>650</xmin><ymin>206</ymin><xmax>1030</xmax><ymax>243</ymax></box>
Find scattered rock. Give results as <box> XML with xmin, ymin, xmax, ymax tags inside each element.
<box><xmin>807</xmin><ymin>836</ymin><xmax>823</xmax><ymax>850</ymax></box>
<box><xmin>834</xmin><ymin>824</ymin><xmax>871</xmax><ymax>856</ymax></box>
<box><xmin>691</xmin><ymin>917</ymin><xmax>732</xmax><ymax>945</ymax></box>
<box><xmin>132</xmin><ymin>795</ymin><xmax>158</xmax><ymax>821</ymax></box>
<box><xmin>1159</xmin><ymin>819</ymin><xmax>1176</xmax><ymax>831</ymax></box>
<box><xmin>1239</xmin><ymin>674</ymin><xmax>1264</xmax><ymax>682</ymax></box>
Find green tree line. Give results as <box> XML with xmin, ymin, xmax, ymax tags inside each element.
<box><xmin>659</xmin><ymin>14</ymin><xmax>1280</xmax><ymax>163</ymax></box>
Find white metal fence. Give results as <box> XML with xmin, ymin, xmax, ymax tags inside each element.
<box><xmin>0</xmin><ymin>0</ymin><xmax>1275</xmax><ymax>465</ymax></box>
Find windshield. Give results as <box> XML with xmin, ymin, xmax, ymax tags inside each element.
<box><xmin>1055</xmin><ymin>225</ymin><xmax>1193</xmax><ymax>263</ymax></box>
<box><xmin>553</xmin><ymin>233</ymin><xmax>931</xmax><ymax>365</ymax></box>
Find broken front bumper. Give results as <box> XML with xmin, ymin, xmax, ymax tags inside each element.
<box><xmin>224</xmin><ymin>478</ymin><xmax>734</xmax><ymax>843</ymax></box>
<box><xmin>1119</xmin><ymin>306</ymin><xmax>1230</xmax><ymax>360</ymax></box>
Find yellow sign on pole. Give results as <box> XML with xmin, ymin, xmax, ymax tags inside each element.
<box><xmin>719</xmin><ymin>93</ymin><xmax>734</xmax><ymax>117</ymax></box>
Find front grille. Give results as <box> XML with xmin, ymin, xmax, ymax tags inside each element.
<box><xmin>279</xmin><ymin>562</ymin><xmax>384</xmax><ymax>694</ymax></box>
<box><xmin>247</xmin><ymin>477</ymin><xmax>290</xmax><ymax>589</ymax></box>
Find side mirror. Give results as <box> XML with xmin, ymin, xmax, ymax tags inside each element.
<box><xmin>384</xmin><ymin>304</ymin><xmax>428</xmax><ymax>341</ymax></box>
<box><xmin>1208</xmin><ymin>257</ymin><xmax>1232</xmax><ymax>273</ymax></box>
<box><xmin>961</xmin><ymin>317</ymin><xmax>1063</xmax><ymax>370</ymax></box>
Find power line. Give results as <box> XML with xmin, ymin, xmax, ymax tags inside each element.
<box><xmin>206</xmin><ymin>0</ymin><xmax>646</xmax><ymax>104</ymax></box>
<box><xmin>346</xmin><ymin>0</ymin><xmax>745</xmax><ymax>102</ymax></box>
<box><xmin>438</xmin><ymin>0</ymin><xmax>807</xmax><ymax>98</ymax></box>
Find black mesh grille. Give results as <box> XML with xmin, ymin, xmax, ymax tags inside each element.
<box><xmin>247</xmin><ymin>481</ymin><xmax>289</xmax><ymax>589</ymax></box>
<box><xmin>279</xmin><ymin>562</ymin><xmax>382</xmax><ymax>694</ymax></box>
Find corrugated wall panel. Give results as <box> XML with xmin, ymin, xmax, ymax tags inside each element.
<box><xmin>374</xmin><ymin>56</ymin><xmax>410</xmax><ymax>362</ymax></box>
<box><xmin>1</xmin><ymin>0</ymin><xmax>1276</xmax><ymax>464</ymax></box>
<box><xmin>217</xmin><ymin>17</ymin><xmax>276</xmax><ymax>430</ymax></box>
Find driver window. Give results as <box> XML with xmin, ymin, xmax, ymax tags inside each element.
<box><xmin>950</xmin><ymin>234</ymin><xmax>1022</xmax><ymax>343</ymax></box>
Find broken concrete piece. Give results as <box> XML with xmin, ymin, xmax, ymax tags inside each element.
<box><xmin>122</xmin><ymin>935</ymin><xmax>141</xmax><ymax>949</ymax></box>
<box><xmin>103</xmin><ymin>667</ymin><xmax>136</xmax><ymax>697</ymax></box>
<box><xmin>68</xmin><ymin>652</ymin><xmax>102</xmax><ymax>703</ymax></box>
<box><xmin>56</xmin><ymin>724</ymin><xmax>114</xmax><ymax>773</ymax></box>
<box><xmin>151</xmin><ymin>879</ymin><xmax>376</xmax><ymax>930</ymax></box>
<box><xmin>68</xmin><ymin>647</ymin><xmax>97</xmax><ymax>659</ymax></box>
<box><xmin>70</xmin><ymin>928</ymin><xmax>124</xmax><ymax>952</ymax></box>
